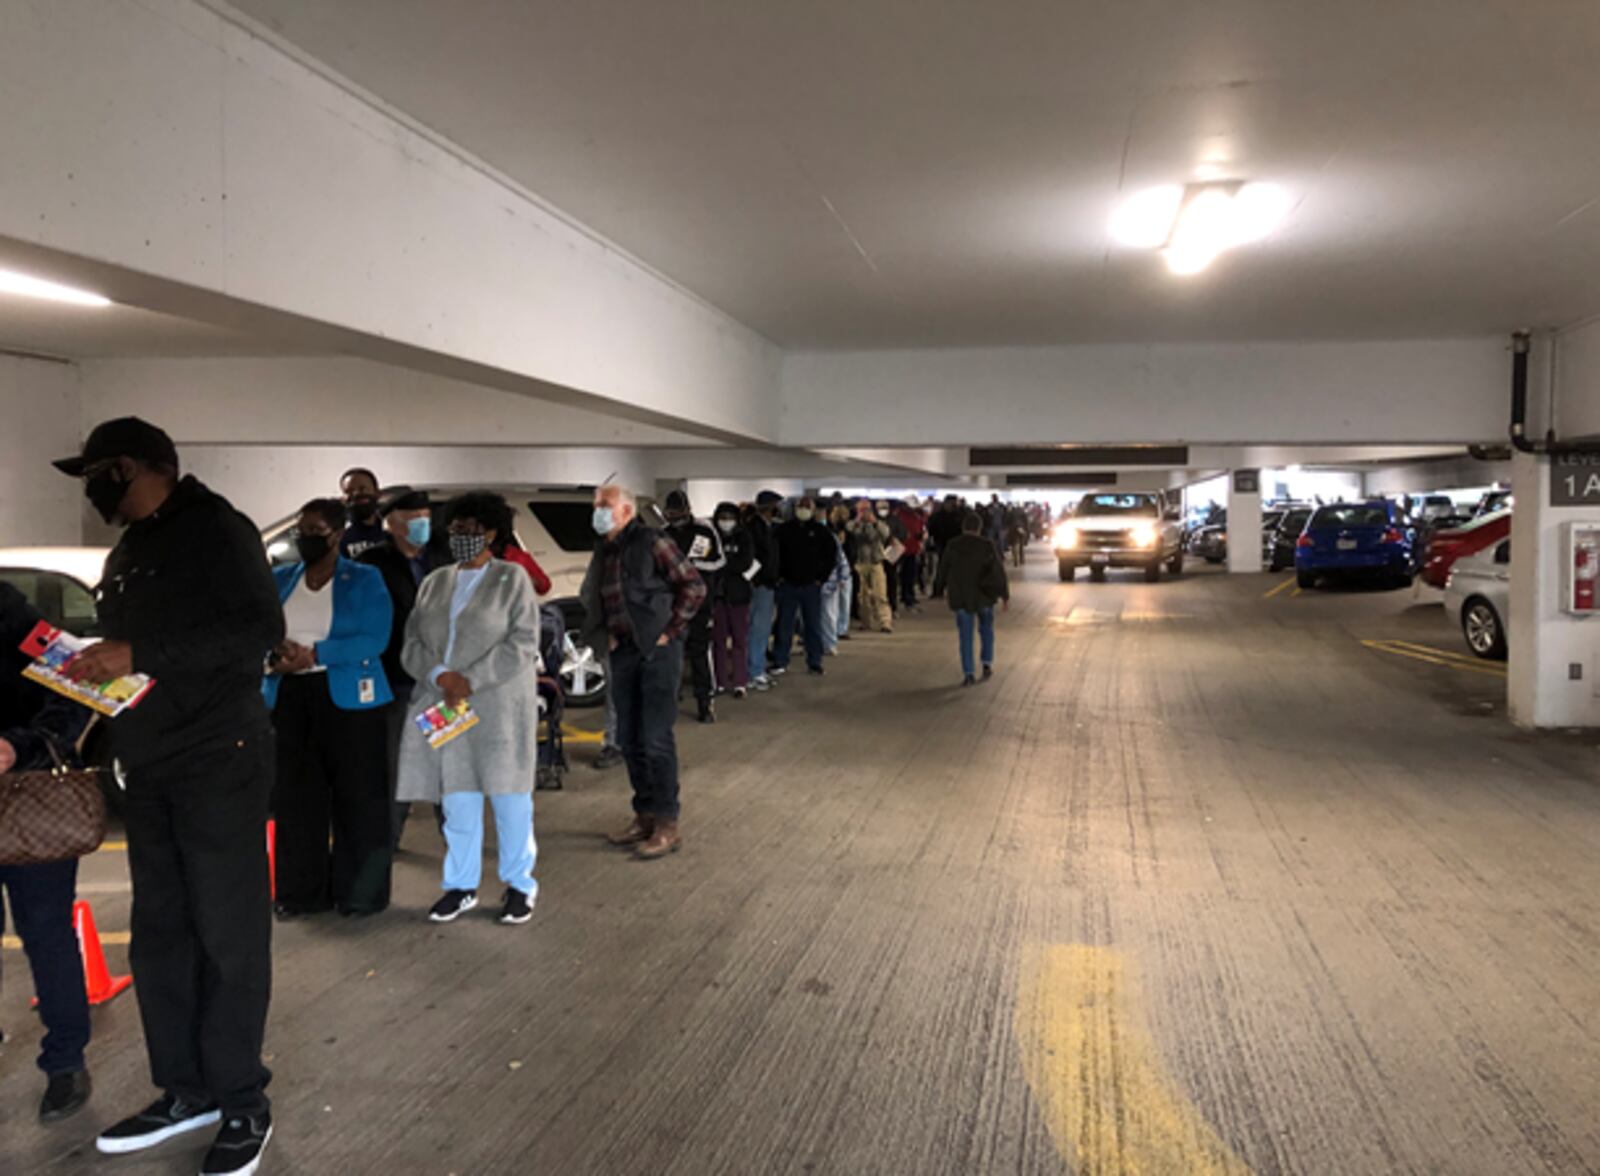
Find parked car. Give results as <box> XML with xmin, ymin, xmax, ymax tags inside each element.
<box><xmin>1263</xmin><ymin>506</ymin><xmax>1315</xmax><ymax>572</ymax></box>
<box><xmin>1409</xmin><ymin>494</ymin><xmax>1459</xmax><ymax>525</ymax></box>
<box><xmin>1053</xmin><ymin>492</ymin><xmax>1185</xmax><ymax>582</ymax></box>
<box><xmin>0</xmin><ymin>546</ymin><xmax>126</xmax><ymax>812</ymax></box>
<box><xmin>1420</xmin><ymin>508</ymin><xmax>1511</xmax><ymax>589</ymax></box>
<box><xmin>264</xmin><ymin>485</ymin><xmax>666</xmax><ymax>706</ymax></box>
<box><xmin>1294</xmin><ymin>501</ymin><xmax>1418</xmax><ymax>590</ymax></box>
<box><xmin>1443</xmin><ymin>540</ymin><xmax>1510</xmax><ymax>659</ymax></box>
<box><xmin>1474</xmin><ymin>489</ymin><xmax>1513</xmax><ymax>518</ymax></box>
<box><xmin>1191</xmin><ymin>513</ymin><xmax>1228</xmax><ymax>563</ymax></box>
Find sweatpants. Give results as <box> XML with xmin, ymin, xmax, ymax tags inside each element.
<box><xmin>441</xmin><ymin>792</ymin><xmax>537</xmax><ymax>899</ymax></box>
<box><xmin>712</xmin><ymin>601</ymin><xmax>751</xmax><ymax>689</ymax></box>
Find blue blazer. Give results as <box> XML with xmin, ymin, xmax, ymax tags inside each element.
<box><xmin>263</xmin><ymin>558</ymin><xmax>394</xmax><ymax>711</ymax></box>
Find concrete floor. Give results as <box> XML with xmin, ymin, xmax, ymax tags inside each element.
<box><xmin>4</xmin><ymin>559</ymin><xmax>1600</xmax><ymax>1174</ymax></box>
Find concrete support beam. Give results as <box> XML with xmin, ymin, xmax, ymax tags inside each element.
<box><xmin>1227</xmin><ymin>471</ymin><xmax>1264</xmax><ymax>574</ymax></box>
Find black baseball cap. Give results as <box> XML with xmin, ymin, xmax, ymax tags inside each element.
<box><xmin>755</xmin><ymin>490</ymin><xmax>783</xmax><ymax>506</ymax></box>
<box><xmin>665</xmin><ymin>489</ymin><xmax>690</xmax><ymax>513</ymax></box>
<box><xmin>381</xmin><ymin>490</ymin><xmax>431</xmax><ymax>517</ymax></box>
<box><xmin>53</xmin><ymin>417</ymin><xmax>179</xmax><ymax>477</ymax></box>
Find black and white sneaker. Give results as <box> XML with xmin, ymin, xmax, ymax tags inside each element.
<box><xmin>201</xmin><ymin>1112</ymin><xmax>272</xmax><ymax>1176</ymax></box>
<box><xmin>428</xmin><ymin>889</ymin><xmax>478</xmax><ymax>922</ymax></box>
<box><xmin>499</xmin><ymin>888</ymin><xmax>535</xmax><ymax>925</ymax></box>
<box><xmin>96</xmin><ymin>1094</ymin><xmax>221</xmax><ymax>1154</ymax></box>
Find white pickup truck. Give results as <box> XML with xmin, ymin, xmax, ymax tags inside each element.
<box><xmin>1053</xmin><ymin>492</ymin><xmax>1186</xmax><ymax>583</ymax></box>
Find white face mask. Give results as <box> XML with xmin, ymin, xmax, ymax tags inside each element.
<box><xmin>795</xmin><ymin>508</ymin><xmax>815</xmax><ymax>522</ymax></box>
<box><xmin>716</xmin><ymin>517</ymin><xmax>736</xmax><ymax>533</ymax></box>
<box><xmin>876</xmin><ymin>506</ymin><xmax>890</xmax><ymax>518</ymax></box>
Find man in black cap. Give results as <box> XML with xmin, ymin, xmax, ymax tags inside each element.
<box><xmin>53</xmin><ymin>418</ymin><xmax>283</xmax><ymax>1176</ymax></box>
<box><xmin>662</xmin><ymin>489</ymin><xmax>727</xmax><ymax>723</ymax></box>
<box><xmin>744</xmin><ymin>490</ymin><xmax>784</xmax><ymax>690</ymax></box>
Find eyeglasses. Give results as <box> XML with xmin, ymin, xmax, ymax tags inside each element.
<box><xmin>446</xmin><ymin>522</ymin><xmax>486</xmax><ymax>537</ymax></box>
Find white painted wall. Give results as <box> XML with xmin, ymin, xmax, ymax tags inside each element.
<box><xmin>779</xmin><ymin>338</ymin><xmax>1511</xmax><ymax>447</ymax></box>
<box><xmin>0</xmin><ymin>0</ymin><xmax>780</xmax><ymax>442</ymax></box>
<box><xmin>0</xmin><ymin>356</ymin><xmax>83</xmax><ymax>546</ymax></box>
<box><xmin>1554</xmin><ymin>321</ymin><xmax>1600</xmax><ymax>439</ymax></box>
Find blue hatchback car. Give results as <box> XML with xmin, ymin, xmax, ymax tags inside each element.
<box><xmin>1294</xmin><ymin>501</ymin><xmax>1417</xmax><ymax>590</ymax></box>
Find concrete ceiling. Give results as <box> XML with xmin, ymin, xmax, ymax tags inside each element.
<box><xmin>0</xmin><ymin>291</ymin><xmax>321</xmax><ymax>359</ymax></box>
<box><xmin>226</xmin><ymin>0</ymin><xmax>1600</xmax><ymax>349</ymax></box>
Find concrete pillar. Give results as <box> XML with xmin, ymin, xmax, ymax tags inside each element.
<box><xmin>1226</xmin><ymin>470</ymin><xmax>1263</xmax><ymax>573</ymax></box>
<box><xmin>1508</xmin><ymin>451</ymin><xmax>1600</xmax><ymax>728</ymax></box>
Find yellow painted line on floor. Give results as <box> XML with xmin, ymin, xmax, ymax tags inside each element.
<box><xmin>3</xmin><ymin>931</ymin><xmax>131</xmax><ymax>951</ymax></box>
<box><xmin>98</xmin><ymin>840</ymin><xmax>127</xmax><ymax>853</ymax></box>
<box><xmin>1262</xmin><ymin>576</ymin><xmax>1296</xmax><ymax>600</ymax></box>
<box><xmin>559</xmin><ymin>726</ymin><xmax>606</xmax><ymax>745</ymax></box>
<box><xmin>1362</xmin><ymin>639</ymin><xmax>1507</xmax><ymax>678</ymax></box>
<box><xmin>1290</xmin><ymin>586</ymin><xmax>1303</xmax><ymax>598</ymax></box>
<box><xmin>1015</xmin><ymin>944</ymin><xmax>1252</xmax><ymax>1176</ymax></box>
<box><xmin>1382</xmin><ymin>639</ymin><xmax>1494</xmax><ymax>667</ymax></box>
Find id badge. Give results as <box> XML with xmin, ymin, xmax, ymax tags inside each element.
<box><xmin>358</xmin><ymin>677</ymin><xmax>377</xmax><ymax>704</ymax></box>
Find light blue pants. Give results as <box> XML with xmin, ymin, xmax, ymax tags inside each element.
<box><xmin>747</xmin><ymin>585</ymin><xmax>776</xmax><ymax>681</ymax></box>
<box><xmin>836</xmin><ymin>577</ymin><xmax>854</xmax><ymax>638</ymax></box>
<box><xmin>441</xmin><ymin>792</ymin><xmax>538</xmax><ymax>899</ymax></box>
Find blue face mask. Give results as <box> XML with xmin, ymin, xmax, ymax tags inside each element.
<box><xmin>592</xmin><ymin>506</ymin><xmax>616</xmax><ymax>536</ymax></box>
<box><xmin>406</xmin><ymin>516</ymin><xmax>432</xmax><ymax>547</ymax></box>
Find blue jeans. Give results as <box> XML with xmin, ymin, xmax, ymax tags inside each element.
<box><xmin>747</xmin><ymin>585</ymin><xmax>776</xmax><ymax>681</ymax></box>
<box><xmin>956</xmin><ymin>607</ymin><xmax>996</xmax><ymax>677</ymax></box>
<box><xmin>0</xmin><ymin>859</ymin><xmax>90</xmax><ymax>1075</ymax></box>
<box><xmin>612</xmin><ymin>638</ymin><xmax>686</xmax><ymax>819</ymax></box>
<box><xmin>441</xmin><ymin>791</ymin><xmax>538</xmax><ymax>898</ymax></box>
<box><xmin>774</xmin><ymin>582</ymin><xmax>825</xmax><ymax>671</ymax></box>
<box><xmin>836</xmin><ymin>576</ymin><xmax>854</xmax><ymax>638</ymax></box>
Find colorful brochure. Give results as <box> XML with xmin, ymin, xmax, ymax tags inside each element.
<box><xmin>18</xmin><ymin>621</ymin><xmax>155</xmax><ymax>718</ymax></box>
<box><xmin>414</xmin><ymin>700</ymin><xmax>479</xmax><ymax>749</ymax></box>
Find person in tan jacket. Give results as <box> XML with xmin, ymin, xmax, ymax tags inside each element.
<box><xmin>848</xmin><ymin>500</ymin><xmax>895</xmax><ymax>634</ymax></box>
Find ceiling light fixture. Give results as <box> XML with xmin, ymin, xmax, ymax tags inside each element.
<box><xmin>0</xmin><ymin>269</ymin><xmax>112</xmax><ymax>308</ymax></box>
<box><xmin>1109</xmin><ymin>182</ymin><xmax>1289</xmax><ymax>275</ymax></box>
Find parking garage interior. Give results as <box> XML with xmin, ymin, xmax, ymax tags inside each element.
<box><xmin>2</xmin><ymin>2</ymin><xmax>1600</xmax><ymax>1173</ymax></box>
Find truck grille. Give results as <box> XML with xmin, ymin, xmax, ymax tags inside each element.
<box><xmin>1080</xmin><ymin>530</ymin><xmax>1129</xmax><ymax>549</ymax></box>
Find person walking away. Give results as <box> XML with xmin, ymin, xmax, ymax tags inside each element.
<box><xmin>743</xmin><ymin>491</ymin><xmax>783</xmax><ymax>690</ymax></box>
<box><xmin>896</xmin><ymin>497</ymin><xmax>927</xmax><ymax>611</ymax></box>
<box><xmin>1005</xmin><ymin>504</ymin><xmax>1029</xmax><ymax>568</ymax></box>
<box><xmin>926</xmin><ymin>495</ymin><xmax>962</xmax><ymax>596</ymax></box>
<box><xmin>985</xmin><ymin>494</ymin><xmax>1007</xmax><ymax>558</ymax></box>
<box><xmin>848</xmin><ymin>500</ymin><xmax>895</xmax><ymax>633</ymax></box>
<box><xmin>582</xmin><ymin>486</ymin><xmax>705</xmax><ymax>859</ymax></box>
<box><xmin>710</xmin><ymin>502</ymin><xmax>755</xmax><ymax>699</ymax></box>
<box><xmin>338</xmin><ymin>467</ymin><xmax>388</xmax><ymax>558</ymax></box>
<box><xmin>55</xmin><ymin>418</ymin><xmax>281</xmax><ymax>1175</ymax></box>
<box><xmin>818</xmin><ymin>517</ymin><xmax>851</xmax><ymax>657</ymax></box>
<box><xmin>264</xmin><ymin>499</ymin><xmax>395</xmax><ymax>918</ymax></box>
<box><xmin>357</xmin><ymin>491</ymin><xmax>438</xmax><ymax>847</ymax></box>
<box><xmin>662</xmin><ymin>490</ymin><xmax>726</xmax><ymax>723</ymax></box>
<box><xmin>770</xmin><ymin>498</ymin><xmax>836</xmax><ymax>676</ymax></box>
<box><xmin>0</xmin><ymin>582</ymin><xmax>94</xmax><ymax>1122</ymax></box>
<box><xmin>829</xmin><ymin>506</ymin><xmax>856</xmax><ymax>643</ymax></box>
<box><xmin>934</xmin><ymin>512</ymin><xmax>1011</xmax><ymax>687</ymax></box>
<box><xmin>397</xmin><ymin>492</ymin><xmax>542</xmax><ymax>924</ymax></box>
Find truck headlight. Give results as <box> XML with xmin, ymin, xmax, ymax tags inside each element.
<box><xmin>1055</xmin><ymin>525</ymin><xmax>1079</xmax><ymax>550</ymax></box>
<box><xmin>1130</xmin><ymin>524</ymin><xmax>1158</xmax><ymax>548</ymax></box>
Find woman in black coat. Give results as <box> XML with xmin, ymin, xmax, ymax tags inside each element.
<box><xmin>710</xmin><ymin>502</ymin><xmax>757</xmax><ymax>698</ymax></box>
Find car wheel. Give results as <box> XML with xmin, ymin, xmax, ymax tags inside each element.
<box><xmin>1058</xmin><ymin>561</ymin><xmax>1076</xmax><ymax>582</ymax></box>
<box><xmin>560</xmin><ymin>630</ymin><xmax>608</xmax><ymax>707</ymax></box>
<box><xmin>1168</xmin><ymin>551</ymin><xmax>1184</xmax><ymax>575</ymax></box>
<box><xmin>1462</xmin><ymin>598</ymin><xmax>1508</xmax><ymax>660</ymax></box>
<box><xmin>1144</xmin><ymin>560</ymin><xmax>1161</xmax><ymax>583</ymax></box>
<box><xmin>1089</xmin><ymin>565</ymin><xmax>1107</xmax><ymax>583</ymax></box>
<box><xmin>1296</xmin><ymin>570</ymin><xmax>1317</xmax><ymax>590</ymax></box>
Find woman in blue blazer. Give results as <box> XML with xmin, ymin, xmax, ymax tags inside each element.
<box><xmin>264</xmin><ymin>498</ymin><xmax>394</xmax><ymax>918</ymax></box>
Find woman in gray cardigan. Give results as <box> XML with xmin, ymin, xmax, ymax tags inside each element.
<box><xmin>397</xmin><ymin>493</ymin><xmax>542</xmax><ymax>925</ymax></box>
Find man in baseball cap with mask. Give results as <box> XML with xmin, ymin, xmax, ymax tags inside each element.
<box><xmin>53</xmin><ymin>417</ymin><xmax>283</xmax><ymax>1175</ymax></box>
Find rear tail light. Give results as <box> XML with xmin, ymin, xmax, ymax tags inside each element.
<box><xmin>1381</xmin><ymin>528</ymin><xmax>1404</xmax><ymax>544</ymax></box>
<box><xmin>1296</xmin><ymin>535</ymin><xmax>1314</xmax><ymax>549</ymax></box>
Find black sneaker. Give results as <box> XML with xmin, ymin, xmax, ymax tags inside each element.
<box><xmin>428</xmin><ymin>889</ymin><xmax>478</xmax><ymax>922</ymax></box>
<box><xmin>807</xmin><ymin>665</ymin><xmax>825</xmax><ymax>676</ymax></box>
<box><xmin>982</xmin><ymin>665</ymin><xmax>994</xmax><ymax>681</ymax></box>
<box><xmin>591</xmin><ymin>746</ymin><xmax>624</xmax><ymax>772</ymax></box>
<box><xmin>499</xmin><ymin>888</ymin><xmax>535</xmax><ymax>925</ymax></box>
<box><xmin>39</xmin><ymin>1069</ymin><xmax>91</xmax><ymax>1122</ymax></box>
<box><xmin>961</xmin><ymin>674</ymin><xmax>976</xmax><ymax>688</ymax></box>
<box><xmin>202</xmin><ymin>1112</ymin><xmax>273</xmax><ymax>1176</ymax></box>
<box><xmin>96</xmin><ymin>1093</ymin><xmax>221</xmax><ymax>1154</ymax></box>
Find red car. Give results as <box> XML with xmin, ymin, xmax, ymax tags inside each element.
<box><xmin>1420</xmin><ymin>509</ymin><xmax>1511</xmax><ymax>589</ymax></box>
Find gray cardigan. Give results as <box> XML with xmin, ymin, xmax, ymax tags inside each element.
<box><xmin>396</xmin><ymin>560</ymin><xmax>541</xmax><ymax>801</ymax></box>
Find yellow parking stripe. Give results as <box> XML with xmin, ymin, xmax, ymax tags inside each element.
<box><xmin>1262</xmin><ymin>576</ymin><xmax>1296</xmax><ymax>600</ymax></box>
<box><xmin>1015</xmin><ymin>944</ymin><xmax>1252</xmax><ymax>1176</ymax></box>
<box><xmin>99</xmin><ymin>840</ymin><xmax>126</xmax><ymax>853</ymax></box>
<box><xmin>1362</xmin><ymin>639</ymin><xmax>1507</xmax><ymax>678</ymax></box>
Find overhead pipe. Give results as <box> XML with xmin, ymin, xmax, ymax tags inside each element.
<box><xmin>1507</xmin><ymin>330</ymin><xmax>1600</xmax><ymax>456</ymax></box>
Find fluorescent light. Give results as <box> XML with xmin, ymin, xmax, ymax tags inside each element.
<box><xmin>1163</xmin><ymin>187</ymin><xmax>1236</xmax><ymax>275</ymax></box>
<box><xmin>1108</xmin><ymin>186</ymin><xmax>1183</xmax><ymax>248</ymax></box>
<box><xmin>1230</xmin><ymin>183</ymin><xmax>1291</xmax><ymax>244</ymax></box>
<box><xmin>0</xmin><ymin>269</ymin><xmax>111</xmax><ymax>308</ymax></box>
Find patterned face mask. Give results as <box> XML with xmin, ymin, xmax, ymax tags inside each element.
<box><xmin>449</xmin><ymin>532</ymin><xmax>487</xmax><ymax>564</ymax></box>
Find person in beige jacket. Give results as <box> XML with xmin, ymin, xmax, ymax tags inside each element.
<box><xmin>848</xmin><ymin>500</ymin><xmax>895</xmax><ymax>633</ymax></box>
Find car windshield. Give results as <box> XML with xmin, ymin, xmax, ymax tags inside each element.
<box><xmin>1310</xmin><ymin>505</ymin><xmax>1388</xmax><ymax>529</ymax></box>
<box><xmin>1076</xmin><ymin>495</ymin><xmax>1158</xmax><ymax>518</ymax></box>
<box><xmin>528</xmin><ymin>502</ymin><xmax>601</xmax><ymax>552</ymax></box>
<box><xmin>1280</xmin><ymin>510</ymin><xmax>1313</xmax><ymax>532</ymax></box>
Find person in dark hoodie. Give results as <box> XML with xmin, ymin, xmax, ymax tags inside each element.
<box><xmin>54</xmin><ymin>418</ymin><xmax>283</xmax><ymax>1175</ymax></box>
<box><xmin>933</xmin><ymin>511</ymin><xmax>1011</xmax><ymax>687</ymax></box>
<box><xmin>743</xmin><ymin>490</ymin><xmax>783</xmax><ymax>690</ymax></box>
<box><xmin>662</xmin><ymin>490</ymin><xmax>726</xmax><ymax>723</ymax></box>
<box><xmin>771</xmin><ymin>496</ymin><xmax>837</xmax><ymax>677</ymax></box>
<box><xmin>709</xmin><ymin>501</ymin><xmax>756</xmax><ymax>699</ymax></box>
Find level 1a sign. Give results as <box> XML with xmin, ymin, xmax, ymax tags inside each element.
<box><xmin>1552</xmin><ymin>453</ymin><xmax>1600</xmax><ymax>506</ymax></box>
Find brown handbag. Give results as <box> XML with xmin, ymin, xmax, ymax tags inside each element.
<box><xmin>0</xmin><ymin>738</ymin><xmax>107</xmax><ymax>866</ymax></box>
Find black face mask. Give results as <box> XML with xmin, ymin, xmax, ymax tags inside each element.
<box><xmin>85</xmin><ymin>468</ymin><xmax>131</xmax><ymax>524</ymax></box>
<box><xmin>347</xmin><ymin>497</ymin><xmax>378</xmax><ymax>525</ymax></box>
<box><xmin>295</xmin><ymin>534</ymin><xmax>334</xmax><ymax>565</ymax></box>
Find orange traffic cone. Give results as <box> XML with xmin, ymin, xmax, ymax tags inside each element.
<box><xmin>74</xmin><ymin>901</ymin><xmax>132</xmax><ymax>1006</ymax></box>
<box><xmin>266</xmin><ymin>819</ymin><xmax>277</xmax><ymax>901</ymax></box>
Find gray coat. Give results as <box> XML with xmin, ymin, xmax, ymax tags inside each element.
<box><xmin>396</xmin><ymin>560</ymin><xmax>541</xmax><ymax>802</ymax></box>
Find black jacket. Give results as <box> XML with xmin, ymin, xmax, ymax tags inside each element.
<box><xmin>0</xmin><ymin>583</ymin><xmax>90</xmax><ymax>771</ymax></box>
<box><xmin>580</xmin><ymin>519</ymin><xmax>684</xmax><ymax>653</ymax></box>
<box><xmin>665</xmin><ymin>518</ymin><xmax>726</xmax><ymax>607</ymax></box>
<box><xmin>927</xmin><ymin>509</ymin><xmax>963</xmax><ymax>551</ymax></box>
<box><xmin>744</xmin><ymin>511</ymin><xmax>781</xmax><ymax>589</ymax></box>
<box><xmin>358</xmin><ymin>539</ymin><xmax>431</xmax><ymax>690</ymax></box>
<box><xmin>934</xmin><ymin>533</ymin><xmax>1011</xmax><ymax>613</ymax></box>
<box><xmin>774</xmin><ymin>519</ymin><xmax>837</xmax><ymax>586</ymax></box>
<box><xmin>97</xmin><ymin>477</ymin><xmax>285</xmax><ymax>772</ymax></box>
<box><xmin>713</xmin><ymin>510</ymin><xmax>756</xmax><ymax>606</ymax></box>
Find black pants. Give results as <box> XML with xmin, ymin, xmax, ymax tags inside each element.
<box><xmin>272</xmin><ymin>675</ymin><xmax>392</xmax><ymax>914</ymax></box>
<box><xmin>122</xmin><ymin>733</ymin><xmax>274</xmax><ymax>1115</ymax></box>
<box><xmin>385</xmin><ymin>681</ymin><xmax>414</xmax><ymax>848</ymax></box>
<box><xmin>899</xmin><ymin>553</ymin><xmax>920</xmax><ymax>607</ymax></box>
<box><xmin>774</xmin><ymin>582</ymin><xmax>825</xmax><ymax>671</ymax></box>
<box><xmin>611</xmin><ymin>638</ymin><xmax>685</xmax><ymax>820</ymax></box>
<box><xmin>683</xmin><ymin>602</ymin><xmax>715</xmax><ymax>704</ymax></box>
<box><xmin>0</xmin><ymin>858</ymin><xmax>90</xmax><ymax>1075</ymax></box>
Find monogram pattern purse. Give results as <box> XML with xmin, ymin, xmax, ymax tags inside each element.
<box><xmin>0</xmin><ymin>738</ymin><xmax>107</xmax><ymax>866</ymax></box>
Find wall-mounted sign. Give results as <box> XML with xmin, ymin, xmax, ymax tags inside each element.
<box><xmin>1232</xmin><ymin>469</ymin><xmax>1260</xmax><ymax>494</ymax></box>
<box><xmin>1551</xmin><ymin>453</ymin><xmax>1600</xmax><ymax>506</ymax></box>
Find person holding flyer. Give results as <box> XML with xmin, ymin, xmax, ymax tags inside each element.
<box><xmin>396</xmin><ymin>492</ymin><xmax>542</xmax><ymax>926</ymax></box>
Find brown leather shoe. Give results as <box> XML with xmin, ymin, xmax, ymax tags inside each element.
<box><xmin>634</xmin><ymin>819</ymin><xmax>681</xmax><ymax>860</ymax></box>
<box><xmin>607</xmin><ymin>814</ymin><xmax>655</xmax><ymax>846</ymax></box>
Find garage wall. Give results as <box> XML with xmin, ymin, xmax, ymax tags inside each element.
<box><xmin>0</xmin><ymin>355</ymin><xmax>83</xmax><ymax>546</ymax></box>
<box><xmin>1555</xmin><ymin>322</ymin><xmax>1600</xmax><ymax>440</ymax></box>
<box><xmin>1362</xmin><ymin>456</ymin><xmax>1512</xmax><ymax>497</ymax></box>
